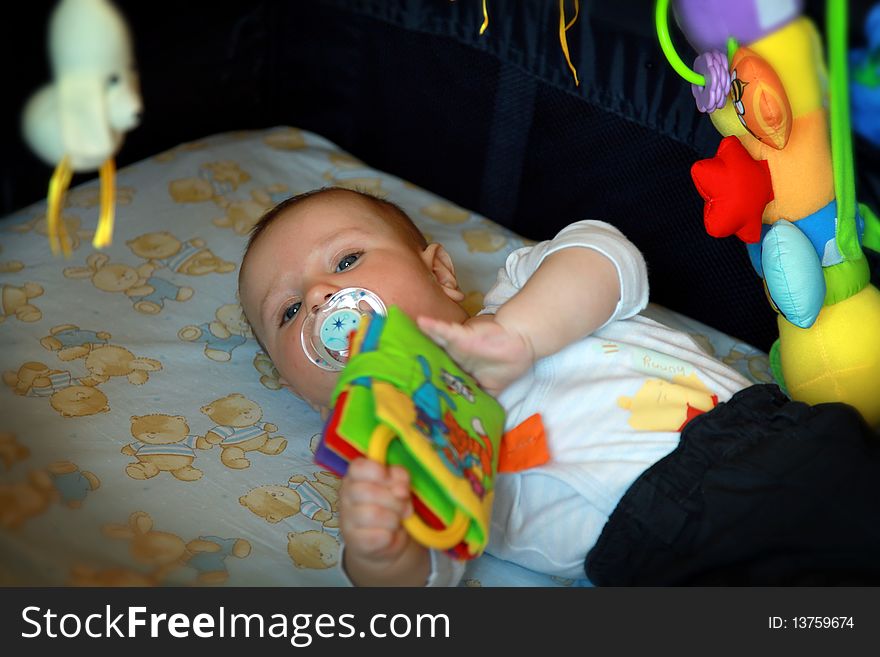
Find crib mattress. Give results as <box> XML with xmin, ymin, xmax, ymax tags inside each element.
<box><xmin>0</xmin><ymin>127</ymin><xmax>770</xmax><ymax>586</ymax></box>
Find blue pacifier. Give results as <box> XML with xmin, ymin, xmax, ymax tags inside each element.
<box><xmin>301</xmin><ymin>287</ymin><xmax>386</xmax><ymax>371</ymax></box>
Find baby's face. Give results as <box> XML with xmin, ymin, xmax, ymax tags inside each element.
<box><xmin>240</xmin><ymin>192</ymin><xmax>468</xmax><ymax>410</ymax></box>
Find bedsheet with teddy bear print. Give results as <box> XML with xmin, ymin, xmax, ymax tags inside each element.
<box><xmin>0</xmin><ymin>127</ymin><xmax>771</xmax><ymax>587</ymax></box>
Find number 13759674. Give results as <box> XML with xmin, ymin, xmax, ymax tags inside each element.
<box><xmin>768</xmin><ymin>617</ymin><xmax>854</xmax><ymax>630</ymax></box>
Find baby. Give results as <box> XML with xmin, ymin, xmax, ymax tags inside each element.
<box><xmin>239</xmin><ymin>187</ymin><xmax>880</xmax><ymax>586</ymax></box>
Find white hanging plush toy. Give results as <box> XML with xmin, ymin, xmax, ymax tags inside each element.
<box><xmin>22</xmin><ymin>0</ymin><xmax>142</xmax><ymax>256</ymax></box>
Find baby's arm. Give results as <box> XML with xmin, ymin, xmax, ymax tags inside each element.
<box><xmin>339</xmin><ymin>458</ymin><xmax>431</xmax><ymax>586</ymax></box>
<box><xmin>420</xmin><ymin>221</ymin><xmax>647</xmax><ymax>393</ymax></box>
<box><xmin>496</xmin><ymin>245</ymin><xmax>621</xmax><ymax>354</ymax></box>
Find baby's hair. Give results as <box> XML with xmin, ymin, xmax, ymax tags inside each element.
<box><xmin>243</xmin><ymin>186</ymin><xmax>427</xmax><ymax>258</ymax></box>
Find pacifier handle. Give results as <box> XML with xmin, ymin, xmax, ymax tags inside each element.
<box><xmin>367</xmin><ymin>424</ymin><xmax>470</xmax><ymax>550</ymax></box>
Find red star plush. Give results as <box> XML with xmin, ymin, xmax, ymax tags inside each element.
<box><xmin>691</xmin><ymin>136</ymin><xmax>774</xmax><ymax>244</ymax></box>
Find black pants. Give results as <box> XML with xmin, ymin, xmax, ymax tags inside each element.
<box><xmin>585</xmin><ymin>384</ymin><xmax>880</xmax><ymax>585</ymax></box>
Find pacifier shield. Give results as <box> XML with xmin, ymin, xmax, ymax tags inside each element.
<box><xmin>301</xmin><ymin>287</ymin><xmax>386</xmax><ymax>371</ymax></box>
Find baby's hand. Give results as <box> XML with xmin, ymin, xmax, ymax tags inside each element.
<box><xmin>417</xmin><ymin>315</ymin><xmax>535</xmax><ymax>394</ymax></box>
<box><xmin>339</xmin><ymin>458</ymin><xmax>414</xmax><ymax>568</ymax></box>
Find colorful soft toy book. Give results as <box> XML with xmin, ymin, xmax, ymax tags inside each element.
<box><xmin>314</xmin><ymin>306</ymin><xmax>508</xmax><ymax>559</ymax></box>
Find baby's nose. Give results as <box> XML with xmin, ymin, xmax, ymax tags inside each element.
<box><xmin>312</xmin><ymin>293</ymin><xmax>333</xmax><ymax>313</ymax></box>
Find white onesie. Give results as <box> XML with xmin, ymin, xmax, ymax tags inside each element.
<box><xmin>428</xmin><ymin>220</ymin><xmax>750</xmax><ymax>585</ymax></box>
<box><xmin>341</xmin><ymin>220</ymin><xmax>750</xmax><ymax>586</ymax></box>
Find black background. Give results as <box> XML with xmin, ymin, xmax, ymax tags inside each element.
<box><xmin>2</xmin><ymin>0</ymin><xmax>879</xmax><ymax>351</ymax></box>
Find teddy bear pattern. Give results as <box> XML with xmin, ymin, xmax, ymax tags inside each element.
<box><xmin>2</xmin><ymin>361</ymin><xmax>110</xmax><ymax>418</ymax></box>
<box><xmin>102</xmin><ymin>511</ymin><xmax>251</xmax><ymax>585</ymax></box>
<box><xmin>122</xmin><ymin>414</ymin><xmax>211</xmax><ymax>482</ymax></box>
<box><xmin>0</xmin><ymin>245</ymin><xmax>24</xmax><ymax>273</ymax></box>
<box><xmin>1</xmin><ymin>282</ymin><xmax>44</xmax><ymax>323</ymax></box>
<box><xmin>40</xmin><ymin>324</ymin><xmax>112</xmax><ymax>361</ymax></box>
<box><xmin>200</xmin><ymin>393</ymin><xmax>287</xmax><ymax>469</ymax></box>
<box><xmin>126</xmin><ymin>231</ymin><xmax>236</xmax><ymax>276</ymax></box>
<box><xmin>4</xmin><ymin>334</ymin><xmax>163</xmax><ymax>417</ymax></box>
<box><xmin>48</xmin><ymin>461</ymin><xmax>101</xmax><ymax>508</ymax></box>
<box><xmin>252</xmin><ymin>351</ymin><xmax>283</xmax><ymax>390</ymax></box>
<box><xmin>64</xmin><ymin>253</ymin><xmax>194</xmax><ymax>315</ymax></box>
<box><xmin>322</xmin><ymin>152</ymin><xmax>384</xmax><ymax>196</ymax></box>
<box><xmin>9</xmin><ymin>212</ymin><xmax>93</xmax><ymax>252</ymax></box>
<box><xmin>287</xmin><ymin>528</ymin><xmax>340</xmax><ymax>570</ymax></box>
<box><xmin>0</xmin><ymin>461</ymin><xmax>100</xmax><ymax>529</ymax></box>
<box><xmin>178</xmin><ymin>302</ymin><xmax>253</xmax><ymax>362</ymax></box>
<box><xmin>0</xmin><ymin>431</ymin><xmax>30</xmax><ymax>470</ymax></box>
<box><xmin>0</xmin><ymin>470</ymin><xmax>58</xmax><ymax>530</ymax></box>
<box><xmin>0</xmin><ymin>127</ymin><xmax>552</xmax><ymax>586</ymax></box>
<box><xmin>76</xmin><ymin>345</ymin><xmax>163</xmax><ymax>386</ymax></box>
<box><xmin>239</xmin><ymin>470</ymin><xmax>341</xmax><ymax>526</ymax></box>
<box><xmin>166</xmin><ymin>159</ymin><xmax>289</xmax><ymax>235</ymax></box>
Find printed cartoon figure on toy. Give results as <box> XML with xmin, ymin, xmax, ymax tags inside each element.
<box><xmin>21</xmin><ymin>0</ymin><xmax>142</xmax><ymax>255</ymax></box>
<box><xmin>411</xmin><ymin>355</ymin><xmax>460</xmax><ymax>473</ymax></box>
<box><xmin>443</xmin><ymin>414</ymin><xmax>495</xmax><ymax>499</ymax></box>
<box><xmin>658</xmin><ymin>0</ymin><xmax>880</xmax><ymax>425</ymax></box>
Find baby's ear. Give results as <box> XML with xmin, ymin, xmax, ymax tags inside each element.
<box><xmin>422</xmin><ymin>243</ymin><xmax>465</xmax><ymax>302</ymax></box>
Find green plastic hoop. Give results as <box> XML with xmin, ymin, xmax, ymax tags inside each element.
<box><xmin>655</xmin><ymin>0</ymin><xmax>706</xmax><ymax>86</ymax></box>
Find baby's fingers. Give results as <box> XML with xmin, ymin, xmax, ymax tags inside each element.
<box><xmin>343</xmin><ymin>501</ymin><xmax>407</xmax><ymax>533</ymax></box>
<box><xmin>341</xmin><ymin>478</ymin><xmax>408</xmax><ymax>515</ymax></box>
<box><xmin>344</xmin><ymin>527</ymin><xmax>396</xmax><ymax>554</ymax></box>
<box><xmin>416</xmin><ymin>316</ymin><xmax>446</xmax><ymax>346</ymax></box>
<box><xmin>416</xmin><ymin>316</ymin><xmax>467</xmax><ymax>344</ymax></box>
<box><xmin>344</xmin><ymin>459</ymin><xmax>410</xmax><ymax>500</ymax></box>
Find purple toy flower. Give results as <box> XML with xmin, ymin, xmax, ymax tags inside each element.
<box><xmin>691</xmin><ymin>50</ymin><xmax>731</xmax><ymax>113</ymax></box>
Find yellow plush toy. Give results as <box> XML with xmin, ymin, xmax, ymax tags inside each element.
<box><xmin>658</xmin><ymin>0</ymin><xmax>880</xmax><ymax>425</ymax></box>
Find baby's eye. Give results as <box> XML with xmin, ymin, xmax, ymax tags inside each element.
<box><xmin>281</xmin><ymin>301</ymin><xmax>301</xmax><ymax>326</ymax></box>
<box><xmin>335</xmin><ymin>252</ymin><xmax>361</xmax><ymax>272</ymax></box>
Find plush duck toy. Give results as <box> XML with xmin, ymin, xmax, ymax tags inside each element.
<box><xmin>657</xmin><ymin>0</ymin><xmax>880</xmax><ymax>425</ymax></box>
<box><xmin>22</xmin><ymin>0</ymin><xmax>142</xmax><ymax>256</ymax></box>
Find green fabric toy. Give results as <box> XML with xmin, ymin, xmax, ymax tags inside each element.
<box><xmin>315</xmin><ymin>306</ymin><xmax>507</xmax><ymax>560</ymax></box>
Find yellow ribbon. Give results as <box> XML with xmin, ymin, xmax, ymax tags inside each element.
<box><xmin>471</xmin><ymin>0</ymin><xmax>580</xmax><ymax>86</ymax></box>
<box><xmin>479</xmin><ymin>0</ymin><xmax>489</xmax><ymax>34</ymax></box>
<box><xmin>46</xmin><ymin>157</ymin><xmax>117</xmax><ymax>256</ymax></box>
<box><xmin>93</xmin><ymin>159</ymin><xmax>116</xmax><ymax>249</ymax></box>
<box><xmin>47</xmin><ymin>156</ymin><xmax>74</xmax><ymax>258</ymax></box>
<box><xmin>559</xmin><ymin>0</ymin><xmax>580</xmax><ymax>86</ymax></box>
